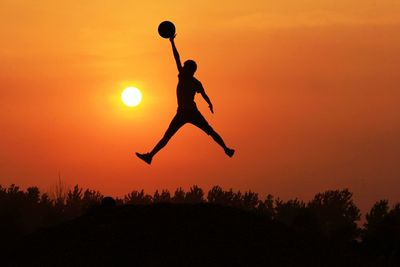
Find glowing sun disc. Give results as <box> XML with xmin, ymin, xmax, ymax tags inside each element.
<box><xmin>121</xmin><ymin>87</ymin><xmax>142</xmax><ymax>107</ymax></box>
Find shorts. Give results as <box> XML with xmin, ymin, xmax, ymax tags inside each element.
<box><xmin>164</xmin><ymin>108</ymin><xmax>214</xmax><ymax>137</ymax></box>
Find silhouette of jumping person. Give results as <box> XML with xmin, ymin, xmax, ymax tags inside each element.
<box><xmin>136</xmin><ymin>34</ymin><xmax>235</xmax><ymax>165</ymax></box>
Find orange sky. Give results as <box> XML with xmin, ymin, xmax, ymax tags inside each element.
<box><xmin>1</xmin><ymin>0</ymin><xmax>399</xmax><ymax>211</ymax></box>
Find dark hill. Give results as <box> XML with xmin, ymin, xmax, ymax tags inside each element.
<box><xmin>7</xmin><ymin>203</ymin><xmax>363</xmax><ymax>266</ymax></box>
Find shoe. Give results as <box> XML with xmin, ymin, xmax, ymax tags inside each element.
<box><xmin>136</xmin><ymin>152</ymin><xmax>152</xmax><ymax>165</ymax></box>
<box><xmin>224</xmin><ymin>148</ymin><xmax>235</xmax><ymax>158</ymax></box>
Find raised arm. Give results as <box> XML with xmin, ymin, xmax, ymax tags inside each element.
<box><xmin>170</xmin><ymin>35</ymin><xmax>182</xmax><ymax>73</ymax></box>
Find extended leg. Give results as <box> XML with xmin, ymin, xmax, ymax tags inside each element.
<box><xmin>150</xmin><ymin>115</ymin><xmax>184</xmax><ymax>157</ymax></box>
<box><xmin>190</xmin><ymin>111</ymin><xmax>235</xmax><ymax>157</ymax></box>
<box><xmin>208</xmin><ymin>128</ymin><xmax>235</xmax><ymax>157</ymax></box>
<box><xmin>136</xmin><ymin>113</ymin><xmax>185</xmax><ymax>164</ymax></box>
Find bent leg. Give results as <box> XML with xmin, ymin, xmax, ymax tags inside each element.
<box><xmin>149</xmin><ymin>113</ymin><xmax>185</xmax><ymax>157</ymax></box>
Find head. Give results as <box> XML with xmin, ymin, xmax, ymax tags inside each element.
<box><xmin>183</xmin><ymin>60</ymin><xmax>197</xmax><ymax>76</ymax></box>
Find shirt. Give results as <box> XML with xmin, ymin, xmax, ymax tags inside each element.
<box><xmin>176</xmin><ymin>72</ymin><xmax>204</xmax><ymax>111</ymax></box>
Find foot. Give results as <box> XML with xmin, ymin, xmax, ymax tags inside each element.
<box><xmin>136</xmin><ymin>152</ymin><xmax>152</xmax><ymax>165</ymax></box>
<box><xmin>224</xmin><ymin>148</ymin><xmax>235</xmax><ymax>158</ymax></box>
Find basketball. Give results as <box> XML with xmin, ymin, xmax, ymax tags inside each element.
<box><xmin>158</xmin><ymin>21</ymin><xmax>176</xmax><ymax>39</ymax></box>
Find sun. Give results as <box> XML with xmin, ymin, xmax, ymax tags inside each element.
<box><xmin>121</xmin><ymin>87</ymin><xmax>142</xmax><ymax>107</ymax></box>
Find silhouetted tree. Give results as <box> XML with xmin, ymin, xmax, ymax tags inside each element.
<box><xmin>66</xmin><ymin>185</ymin><xmax>83</xmax><ymax>206</ymax></box>
<box><xmin>50</xmin><ymin>177</ymin><xmax>68</xmax><ymax>209</ymax></box>
<box><xmin>82</xmin><ymin>189</ymin><xmax>103</xmax><ymax>208</ymax></box>
<box><xmin>0</xmin><ymin>185</ymin><xmax>25</xmax><ymax>242</ymax></box>
<box><xmin>40</xmin><ymin>193</ymin><xmax>52</xmax><ymax>205</ymax></box>
<box><xmin>0</xmin><ymin>183</ymin><xmax>103</xmax><ymax>248</ymax></box>
<box><xmin>160</xmin><ymin>190</ymin><xmax>171</xmax><ymax>202</ymax></box>
<box><xmin>6</xmin><ymin>184</ymin><xmax>25</xmax><ymax>202</ymax></box>
<box><xmin>207</xmin><ymin>186</ymin><xmax>223</xmax><ymax>203</ymax></box>
<box><xmin>153</xmin><ymin>190</ymin><xmax>161</xmax><ymax>203</ymax></box>
<box><xmin>0</xmin><ymin>185</ymin><xmax>59</xmax><ymax>244</ymax></box>
<box><xmin>308</xmin><ymin>189</ymin><xmax>361</xmax><ymax>242</ymax></box>
<box><xmin>365</xmin><ymin>200</ymin><xmax>389</xmax><ymax>235</ymax></box>
<box><xmin>207</xmin><ymin>186</ymin><xmax>234</xmax><ymax>206</ymax></box>
<box><xmin>274</xmin><ymin>198</ymin><xmax>306</xmax><ymax>225</ymax></box>
<box><xmin>3</xmin><ymin>181</ymin><xmax>399</xmax><ymax>266</ymax></box>
<box><xmin>231</xmin><ymin>190</ymin><xmax>243</xmax><ymax>208</ymax></box>
<box><xmin>115</xmin><ymin>197</ymin><xmax>124</xmax><ymax>205</ymax></box>
<box><xmin>172</xmin><ymin>187</ymin><xmax>185</xmax><ymax>203</ymax></box>
<box><xmin>153</xmin><ymin>190</ymin><xmax>172</xmax><ymax>203</ymax></box>
<box><xmin>38</xmin><ymin>192</ymin><xmax>59</xmax><ymax>227</ymax></box>
<box><xmin>242</xmin><ymin>190</ymin><xmax>259</xmax><ymax>210</ymax></box>
<box><xmin>124</xmin><ymin>190</ymin><xmax>152</xmax><ymax>205</ymax></box>
<box><xmin>0</xmin><ymin>184</ymin><xmax>5</xmax><ymax>195</ymax></box>
<box><xmin>257</xmin><ymin>194</ymin><xmax>275</xmax><ymax>219</ymax></box>
<box><xmin>64</xmin><ymin>185</ymin><xmax>84</xmax><ymax>218</ymax></box>
<box><xmin>185</xmin><ymin>185</ymin><xmax>204</xmax><ymax>203</ymax></box>
<box><xmin>364</xmin><ymin>200</ymin><xmax>400</xmax><ymax>259</ymax></box>
<box><xmin>26</xmin><ymin>187</ymin><xmax>40</xmax><ymax>204</ymax></box>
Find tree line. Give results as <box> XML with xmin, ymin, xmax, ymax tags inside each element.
<box><xmin>1</xmin><ymin>183</ymin><xmax>399</xmax><ymax>258</ymax></box>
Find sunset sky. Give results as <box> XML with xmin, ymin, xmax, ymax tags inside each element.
<box><xmin>1</xmin><ymin>0</ymin><xmax>399</xmax><ymax>212</ymax></box>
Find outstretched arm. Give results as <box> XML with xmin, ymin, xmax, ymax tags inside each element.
<box><xmin>170</xmin><ymin>35</ymin><xmax>182</xmax><ymax>73</ymax></box>
<box><xmin>200</xmin><ymin>89</ymin><xmax>214</xmax><ymax>114</ymax></box>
